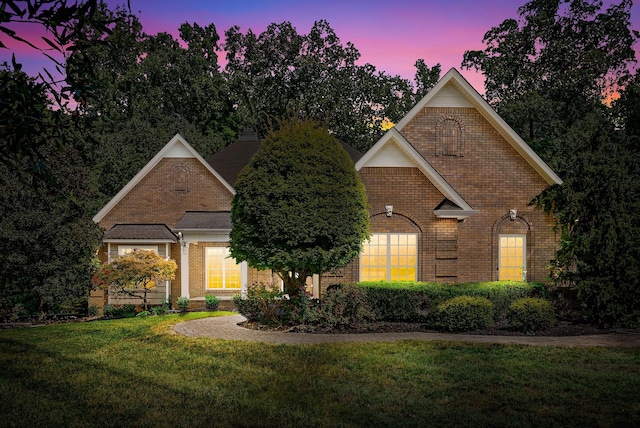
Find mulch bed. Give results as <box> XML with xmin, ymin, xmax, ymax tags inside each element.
<box><xmin>241</xmin><ymin>320</ymin><xmax>611</xmax><ymax>336</ymax></box>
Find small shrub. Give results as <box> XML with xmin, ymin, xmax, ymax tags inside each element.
<box><xmin>318</xmin><ymin>283</ymin><xmax>373</xmax><ymax>330</ymax></box>
<box><xmin>102</xmin><ymin>304</ymin><xmax>137</xmax><ymax>319</ymax></box>
<box><xmin>233</xmin><ymin>283</ymin><xmax>287</xmax><ymax>325</ymax></box>
<box><xmin>152</xmin><ymin>305</ymin><xmax>168</xmax><ymax>316</ymax></box>
<box><xmin>177</xmin><ymin>296</ymin><xmax>190</xmax><ymax>312</ymax></box>
<box><xmin>136</xmin><ymin>310</ymin><xmax>149</xmax><ymax>318</ymax></box>
<box><xmin>87</xmin><ymin>304</ymin><xmax>98</xmax><ymax>317</ymax></box>
<box><xmin>205</xmin><ymin>294</ymin><xmax>221</xmax><ymax>311</ymax></box>
<box><xmin>508</xmin><ymin>297</ymin><xmax>557</xmax><ymax>332</ymax></box>
<box><xmin>430</xmin><ymin>296</ymin><xmax>494</xmax><ymax>332</ymax></box>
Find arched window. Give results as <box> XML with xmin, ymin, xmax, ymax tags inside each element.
<box><xmin>171</xmin><ymin>164</ymin><xmax>190</xmax><ymax>192</ymax></box>
<box><xmin>436</xmin><ymin>116</ymin><xmax>464</xmax><ymax>156</ymax></box>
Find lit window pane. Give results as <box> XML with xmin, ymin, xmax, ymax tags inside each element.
<box><xmin>361</xmin><ymin>233</ymin><xmax>417</xmax><ymax>281</ymax></box>
<box><xmin>499</xmin><ymin>235</ymin><xmax>526</xmax><ymax>281</ymax></box>
<box><xmin>206</xmin><ymin>247</ymin><xmax>241</xmax><ymax>289</ymax></box>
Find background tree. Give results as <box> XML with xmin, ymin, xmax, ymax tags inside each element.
<box><xmin>65</xmin><ymin>7</ymin><xmax>237</xmax><ymax>208</ymax></box>
<box><xmin>0</xmin><ymin>65</ymin><xmax>102</xmax><ymax>318</ymax></box>
<box><xmin>224</xmin><ymin>20</ymin><xmax>437</xmax><ymax>152</ymax></box>
<box><xmin>462</xmin><ymin>0</ymin><xmax>637</xmax><ymax>159</ymax></box>
<box><xmin>92</xmin><ymin>250</ymin><xmax>177</xmax><ymax>311</ymax></box>
<box><xmin>0</xmin><ymin>0</ymin><xmax>129</xmax><ymax>166</ymax></box>
<box><xmin>229</xmin><ymin>119</ymin><xmax>370</xmax><ymax>296</ymax></box>
<box><xmin>463</xmin><ymin>0</ymin><xmax>640</xmax><ymax>327</ymax></box>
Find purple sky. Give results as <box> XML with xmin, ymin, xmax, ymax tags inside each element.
<box><xmin>2</xmin><ymin>0</ymin><xmax>639</xmax><ymax>93</ymax></box>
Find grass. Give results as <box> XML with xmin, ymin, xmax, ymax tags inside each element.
<box><xmin>1</xmin><ymin>312</ymin><xmax>639</xmax><ymax>427</ymax></box>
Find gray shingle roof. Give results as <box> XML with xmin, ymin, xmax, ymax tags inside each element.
<box><xmin>103</xmin><ymin>224</ymin><xmax>178</xmax><ymax>242</ymax></box>
<box><xmin>206</xmin><ymin>129</ymin><xmax>363</xmax><ymax>187</ymax></box>
<box><xmin>206</xmin><ymin>133</ymin><xmax>262</xmax><ymax>187</ymax></box>
<box><xmin>174</xmin><ymin>211</ymin><xmax>232</xmax><ymax>231</ymax></box>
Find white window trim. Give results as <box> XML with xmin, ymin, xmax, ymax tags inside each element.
<box><xmin>359</xmin><ymin>233</ymin><xmax>418</xmax><ymax>282</ymax></box>
<box><xmin>498</xmin><ymin>234</ymin><xmax>527</xmax><ymax>281</ymax></box>
<box><xmin>205</xmin><ymin>247</ymin><xmax>241</xmax><ymax>290</ymax></box>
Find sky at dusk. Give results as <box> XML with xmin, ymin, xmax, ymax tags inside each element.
<box><xmin>2</xmin><ymin>0</ymin><xmax>639</xmax><ymax>93</ymax></box>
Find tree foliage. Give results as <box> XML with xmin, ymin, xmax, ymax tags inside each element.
<box><xmin>462</xmin><ymin>0</ymin><xmax>638</xmax><ymax>158</ymax></box>
<box><xmin>92</xmin><ymin>250</ymin><xmax>177</xmax><ymax>311</ymax></box>
<box><xmin>230</xmin><ymin>119</ymin><xmax>370</xmax><ymax>295</ymax></box>
<box><xmin>63</xmin><ymin>6</ymin><xmax>237</xmax><ymax>206</ymax></box>
<box><xmin>0</xmin><ymin>0</ymin><xmax>130</xmax><ymax>166</ymax></box>
<box><xmin>464</xmin><ymin>0</ymin><xmax>640</xmax><ymax>327</ymax></box>
<box><xmin>0</xmin><ymin>65</ymin><xmax>102</xmax><ymax>318</ymax></box>
<box><xmin>224</xmin><ymin>20</ymin><xmax>437</xmax><ymax>152</ymax></box>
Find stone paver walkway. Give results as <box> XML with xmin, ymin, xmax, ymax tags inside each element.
<box><xmin>173</xmin><ymin>314</ymin><xmax>640</xmax><ymax>347</ymax></box>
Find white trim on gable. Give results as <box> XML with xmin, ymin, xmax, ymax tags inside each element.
<box><xmin>93</xmin><ymin>134</ymin><xmax>236</xmax><ymax>223</ymax></box>
<box><xmin>356</xmin><ymin>128</ymin><xmax>478</xmax><ymax>220</ymax></box>
<box><xmin>395</xmin><ymin>68</ymin><xmax>563</xmax><ymax>186</ymax></box>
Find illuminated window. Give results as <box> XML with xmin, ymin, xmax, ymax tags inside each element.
<box><xmin>205</xmin><ymin>247</ymin><xmax>241</xmax><ymax>289</ymax></box>
<box><xmin>117</xmin><ymin>245</ymin><xmax>158</xmax><ymax>255</ymax></box>
<box><xmin>499</xmin><ymin>235</ymin><xmax>526</xmax><ymax>281</ymax></box>
<box><xmin>360</xmin><ymin>233</ymin><xmax>417</xmax><ymax>281</ymax></box>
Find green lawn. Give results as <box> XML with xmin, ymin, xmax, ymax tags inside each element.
<box><xmin>1</xmin><ymin>313</ymin><xmax>638</xmax><ymax>427</ymax></box>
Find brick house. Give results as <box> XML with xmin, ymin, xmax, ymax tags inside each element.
<box><xmin>91</xmin><ymin>68</ymin><xmax>562</xmax><ymax>309</ymax></box>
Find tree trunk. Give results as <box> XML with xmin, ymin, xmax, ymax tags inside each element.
<box><xmin>279</xmin><ymin>270</ymin><xmax>308</xmax><ymax>296</ymax></box>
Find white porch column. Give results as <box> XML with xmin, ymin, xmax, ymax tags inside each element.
<box><xmin>165</xmin><ymin>243</ymin><xmax>170</xmax><ymax>301</ymax></box>
<box><xmin>241</xmin><ymin>261</ymin><xmax>248</xmax><ymax>297</ymax></box>
<box><xmin>180</xmin><ymin>242</ymin><xmax>190</xmax><ymax>298</ymax></box>
<box><xmin>312</xmin><ymin>274</ymin><xmax>320</xmax><ymax>298</ymax></box>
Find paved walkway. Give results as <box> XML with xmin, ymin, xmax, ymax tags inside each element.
<box><xmin>173</xmin><ymin>314</ymin><xmax>640</xmax><ymax>347</ymax></box>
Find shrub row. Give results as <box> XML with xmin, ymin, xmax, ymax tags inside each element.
<box><xmin>233</xmin><ymin>282</ymin><xmax>556</xmax><ymax>333</ymax></box>
<box><xmin>361</xmin><ymin>280</ymin><xmax>543</xmax><ymax>323</ymax></box>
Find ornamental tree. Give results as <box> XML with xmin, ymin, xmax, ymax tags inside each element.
<box><xmin>92</xmin><ymin>250</ymin><xmax>177</xmax><ymax>311</ymax></box>
<box><xmin>229</xmin><ymin>119</ymin><xmax>370</xmax><ymax>296</ymax></box>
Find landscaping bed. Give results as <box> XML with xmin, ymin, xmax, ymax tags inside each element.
<box><xmin>242</xmin><ymin>319</ymin><xmax>610</xmax><ymax>336</ymax></box>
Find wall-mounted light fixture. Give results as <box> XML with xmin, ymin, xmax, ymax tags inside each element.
<box><xmin>386</xmin><ymin>205</ymin><xmax>393</xmax><ymax>217</ymax></box>
<box><xmin>509</xmin><ymin>209</ymin><xmax>517</xmax><ymax>221</ymax></box>
<box><xmin>177</xmin><ymin>231</ymin><xmax>188</xmax><ymax>249</ymax></box>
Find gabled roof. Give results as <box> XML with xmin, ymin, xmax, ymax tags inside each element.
<box><xmin>102</xmin><ymin>224</ymin><xmax>178</xmax><ymax>243</ymax></box>
<box><xmin>396</xmin><ymin>68</ymin><xmax>563</xmax><ymax>186</ymax></box>
<box><xmin>356</xmin><ymin>128</ymin><xmax>478</xmax><ymax>220</ymax></box>
<box><xmin>174</xmin><ymin>211</ymin><xmax>232</xmax><ymax>231</ymax></box>
<box><xmin>206</xmin><ymin>130</ymin><xmax>363</xmax><ymax>187</ymax></box>
<box><xmin>93</xmin><ymin>134</ymin><xmax>235</xmax><ymax>224</ymax></box>
<box><xmin>207</xmin><ymin>130</ymin><xmax>262</xmax><ymax>187</ymax></box>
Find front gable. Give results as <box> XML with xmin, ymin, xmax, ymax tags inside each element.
<box><xmin>93</xmin><ymin>134</ymin><xmax>236</xmax><ymax>230</ymax></box>
<box><xmin>396</xmin><ymin>68</ymin><xmax>562</xmax><ymax>187</ymax></box>
<box><xmin>356</xmin><ymin>128</ymin><xmax>477</xmax><ymax>220</ymax></box>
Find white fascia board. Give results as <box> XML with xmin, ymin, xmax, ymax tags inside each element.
<box><xmin>433</xmin><ymin>209</ymin><xmax>479</xmax><ymax>220</ymax></box>
<box><xmin>93</xmin><ymin>134</ymin><xmax>236</xmax><ymax>223</ymax></box>
<box><xmin>102</xmin><ymin>239</ymin><xmax>177</xmax><ymax>244</ymax></box>
<box><xmin>395</xmin><ymin>68</ymin><xmax>563</xmax><ymax>187</ymax></box>
<box><xmin>357</xmin><ymin>128</ymin><xmax>475</xmax><ymax>213</ymax></box>
<box><xmin>172</xmin><ymin>228</ymin><xmax>232</xmax><ymax>233</ymax></box>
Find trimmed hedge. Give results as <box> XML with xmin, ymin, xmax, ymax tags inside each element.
<box><xmin>508</xmin><ymin>297</ymin><xmax>557</xmax><ymax>332</ymax></box>
<box><xmin>430</xmin><ymin>296</ymin><xmax>494</xmax><ymax>332</ymax></box>
<box><xmin>360</xmin><ymin>281</ymin><xmax>541</xmax><ymax>323</ymax></box>
<box><xmin>103</xmin><ymin>304</ymin><xmax>136</xmax><ymax>319</ymax></box>
<box><xmin>319</xmin><ymin>284</ymin><xmax>372</xmax><ymax>330</ymax></box>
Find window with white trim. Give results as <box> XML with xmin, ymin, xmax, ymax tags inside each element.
<box><xmin>499</xmin><ymin>234</ymin><xmax>526</xmax><ymax>281</ymax></box>
<box><xmin>205</xmin><ymin>247</ymin><xmax>241</xmax><ymax>289</ymax></box>
<box><xmin>117</xmin><ymin>245</ymin><xmax>159</xmax><ymax>256</ymax></box>
<box><xmin>360</xmin><ymin>233</ymin><xmax>417</xmax><ymax>281</ymax></box>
